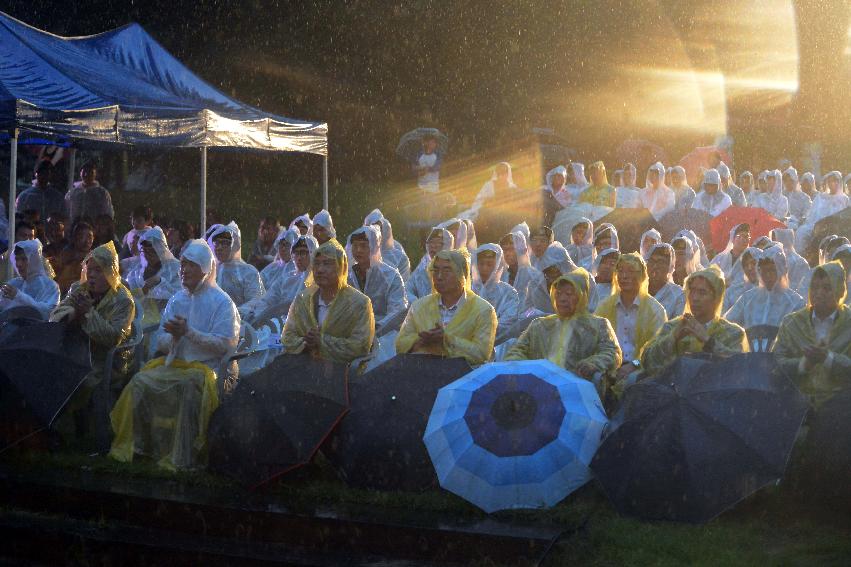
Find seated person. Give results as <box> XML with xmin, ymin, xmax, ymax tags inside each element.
<box><xmin>364</xmin><ymin>209</ymin><xmax>411</xmax><ymax>281</ymax></box>
<box><xmin>596</xmin><ymin>253</ymin><xmax>667</xmax><ymax>382</ymax></box>
<box><xmin>528</xmin><ymin>226</ymin><xmax>554</xmax><ymax>270</ymax></box>
<box><xmin>207</xmin><ymin>221</ymin><xmax>265</xmax><ymax>308</ymax></box>
<box><xmin>771</xmin><ymin>228</ymin><xmax>810</xmax><ymax>295</ymax></box>
<box><xmin>247</xmin><ymin>216</ymin><xmax>281</xmax><ymax>270</ymax></box>
<box><xmin>671</xmin><ymin>234</ymin><xmax>700</xmax><ymax>287</ymax></box>
<box><xmin>639</xmin><ymin>228</ymin><xmax>662</xmax><ymax>259</ymax></box>
<box><xmin>725</xmin><ymin>245</ymin><xmax>804</xmax><ymax>329</ymax></box>
<box><xmin>593</xmin><ymin>223</ymin><xmax>620</xmax><ymax>256</ymax></box>
<box><xmin>119</xmin><ymin>206</ymin><xmax>153</xmax><ymax>259</ymax></box>
<box><xmin>437</xmin><ymin>218</ymin><xmax>469</xmax><ymax>250</ymax></box>
<box><xmin>472</xmin><ymin>243</ymin><xmax>520</xmax><ymax>345</ymax></box>
<box><xmin>579</xmin><ymin>161</ymin><xmax>617</xmax><ymax>208</ymax></box>
<box><xmin>772</xmin><ymin>261</ymin><xmax>851</xmax><ymax>408</ymax></box>
<box><xmin>616</xmin><ymin>163</ymin><xmax>640</xmax><ymax>208</ymax></box>
<box><xmin>539</xmin><ymin>241</ymin><xmax>578</xmax><ymax>290</ymax></box>
<box><xmin>830</xmin><ymin>244</ymin><xmax>851</xmax><ymax>305</ymax></box>
<box><xmin>407</xmin><ymin>227</ymin><xmax>454</xmax><ymax>303</ymax></box>
<box><xmin>506</xmin><ymin>269</ymin><xmax>621</xmax><ymax>383</ymax></box>
<box><xmin>722</xmin><ymin>247</ymin><xmax>761</xmax><ymax>311</ymax></box>
<box><xmin>1</xmin><ymin>239</ymin><xmax>60</xmax><ymax>320</ymax></box>
<box><xmin>692</xmin><ymin>169</ymin><xmax>732</xmax><ymax>218</ymax></box>
<box><xmin>710</xmin><ymin>223</ymin><xmax>751</xmax><ymax>281</ymax></box>
<box><xmin>499</xmin><ymin>231</ymin><xmax>552</xmax><ymax>316</ymax></box>
<box><xmin>56</xmin><ymin>221</ymin><xmax>95</xmax><ymax>295</ymax></box>
<box><xmin>589</xmin><ymin>248</ymin><xmax>619</xmax><ymax>311</ymax></box>
<box><xmin>125</xmin><ymin>226</ymin><xmax>182</xmax><ymax>304</ymax></box>
<box><xmin>166</xmin><ymin>219</ymin><xmax>194</xmax><ymax>259</ymax></box>
<box><xmin>312</xmin><ymin>209</ymin><xmax>337</xmax><ymax>245</ymax></box>
<box><xmin>119</xmin><ymin>230</ymin><xmax>143</xmax><ymax>278</ymax></box>
<box><xmin>50</xmin><ymin>242</ymin><xmax>135</xmax><ymax>435</ymax></box>
<box><xmin>282</xmin><ymin>239</ymin><xmax>375</xmax><ymax>364</ymax></box>
<box><xmin>565</xmin><ymin>218</ymin><xmax>594</xmax><ymax>270</ymax></box>
<box><xmin>289</xmin><ymin>213</ymin><xmax>313</xmax><ymax>236</ymax></box>
<box><xmin>396</xmin><ymin>248</ymin><xmax>497</xmax><ymax>365</ymax></box>
<box><xmin>42</xmin><ymin>212</ymin><xmax>68</xmax><ymax>273</ymax></box>
<box><xmin>259</xmin><ymin>227</ymin><xmax>299</xmax><ymax>290</ymax></box>
<box><xmin>646</xmin><ymin>243</ymin><xmax>685</xmax><ymax>318</ymax></box>
<box><xmin>639</xmin><ymin>162</ymin><xmax>676</xmax><ymax>220</ymax></box>
<box><xmin>640</xmin><ymin>265</ymin><xmax>748</xmax><ymax>377</ymax></box>
<box><xmin>110</xmin><ymin>239</ymin><xmax>239</xmax><ymax>469</ymax></box>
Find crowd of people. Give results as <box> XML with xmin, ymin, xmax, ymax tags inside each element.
<box><xmin>1</xmin><ymin>150</ymin><xmax>850</xmax><ymax>472</ymax></box>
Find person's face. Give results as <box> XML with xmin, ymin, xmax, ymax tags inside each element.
<box><xmin>595</xmin><ymin>235</ymin><xmax>612</xmax><ymax>254</ymax></box>
<box><xmin>590</xmin><ymin>168</ymin><xmax>605</xmax><ymax>185</ymax></box>
<box><xmin>500</xmin><ymin>242</ymin><xmax>517</xmax><ymax>267</ymax></box>
<box><xmin>597</xmin><ymin>255</ymin><xmax>617</xmax><ymax>282</ymax></box>
<box><xmin>292</xmin><ymin>245</ymin><xmax>310</xmax><ymax>271</ymax></box>
<box><xmin>741</xmin><ymin>176</ymin><xmax>753</xmax><ymax>192</ymax></box>
<box><xmin>758</xmin><ymin>260</ymin><xmax>778</xmax><ymax>290</ymax></box>
<box><xmin>213</xmin><ymin>236</ymin><xmax>233</xmax><ymax>263</ymax></box>
<box><xmin>477</xmin><ymin>254</ymin><xmax>496</xmax><ymax>283</ymax></box>
<box><xmin>673</xmin><ymin>243</ymin><xmax>688</xmax><ymax>269</ymax></box>
<box><xmin>827</xmin><ymin>178</ymin><xmax>841</xmax><ymax>194</ymax></box>
<box><xmin>687</xmin><ymin>276</ymin><xmax>717</xmax><ymax>320</ymax></box>
<box><xmin>571</xmin><ymin>224</ymin><xmax>588</xmax><ymax>245</ymax></box>
<box><xmin>131</xmin><ymin>215</ymin><xmax>147</xmax><ymax>231</ymax></box>
<box><xmin>495</xmin><ymin>165</ymin><xmax>509</xmax><ymax>180</ymax></box>
<box><xmin>423</xmin><ymin>138</ymin><xmax>438</xmax><ymax>154</ymax></box>
<box><xmin>801</xmin><ymin>180</ymin><xmax>815</xmax><ymax>194</ymax></box>
<box><xmin>260</xmin><ymin>221</ymin><xmax>279</xmax><ymax>243</ymax></box>
<box><xmin>757</xmin><ymin>177</ymin><xmax>767</xmax><ymax>192</ymax></box>
<box><xmin>75</xmin><ymin>228</ymin><xmax>94</xmax><ymax>252</ymax></box>
<box><xmin>616</xmin><ymin>263</ymin><xmax>642</xmax><ymax>294</ymax></box>
<box><xmin>551</xmin><ymin>173</ymin><xmax>565</xmax><ymax>191</ymax></box>
<box><xmin>809</xmin><ymin>274</ymin><xmax>836</xmax><ymax>315</ymax></box>
<box><xmin>166</xmin><ymin>227</ymin><xmax>183</xmax><ymax>249</ymax></box>
<box><xmin>554</xmin><ymin>281</ymin><xmax>579</xmax><ymax>318</ymax></box>
<box><xmin>732</xmin><ymin>230</ymin><xmax>750</xmax><ymax>254</ymax></box>
<box><xmin>15</xmin><ymin>227</ymin><xmax>35</xmax><ymax>242</ymax></box>
<box><xmin>648</xmin><ymin>170</ymin><xmax>660</xmax><ymax>188</ymax></box>
<box><xmin>179</xmin><ymin>258</ymin><xmax>205</xmax><ymax>292</ymax></box>
<box><xmin>278</xmin><ymin>240</ymin><xmax>293</xmax><ymax>263</ymax></box>
<box><xmin>312</xmin><ymin>254</ymin><xmax>339</xmax><ymax>289</ymax></box>
<box><xmin>47</xmin><ymin>219</ymin><xmax>65</xmax><ymax>241</ymax></box>
<box><xmin>85</xmin><ymin>258</ymin><xmax>109</xmax><ymax>294</ymax></box>
<box><xmin>431</xmin><ymin>257</ymin><xmax>462</xmax><ymax>296</ymax></box>
<box><xmin>351</xmin><ymin>238</ymin><xmax>371</xmax><ymax>266</ymax></box>
<box><xmin>426</xmin><ymin>236</ymin><xmax>443</xmax><ymax>257</ymax></box>
<box><xmin>530</xmin><ymin>235</ymin><xmax>549</xmax><ymax>258</ymax></box>
<box><xmin>672</xmin><ymin>171</ymin><xmax>684</xmax><ymax>186</ymax></box>
<box><xmin>14</xmin><ymin>249</ymin><xmax>27</xmax><ymax>278</ymax></box>
<box><xmin>783</xmin><ymin>176</ymin><xmax>795</xmax><ymax>192</ymax></box>
<box><xmin>295</xmin><ymin>221</ymin><xmax>308</xmax><ymax>236</ymax></box>
<box><xmin>543</xmin><ymin>266</ymin><xmax>562</xmax><ymax>289</ymax></box>
<box><xmin>705</xmin><ymin>183</ymin><xmax>719</xmax><ymax>195</ymax></box>
<box><xmin>35</xmin><ymin>169</ymin><xmax>50</xmax><ymax>186</ymax></box>
<box><xmin>742</xmin><ymin>256</ymin><xmax>758</xmax><ymax>283</ymax></box>
<box><xmin>313</xmin><ymin>224</ymin><xmax>330</xmax><ymax>244</ymax></box>
<box><xmin>767</xmin><ymin>177</ymin><xmax>778</xmax><ymax>193</ymax></box>
<box><xmin>80</xmin><ymin>166</ymin><xmax>96</xmax><ymax>185</ymax></box>
<box><xmin>648</xmin><ymin>250</ymin><xmax>671</xmax><ymax>284</ymax></box>
<box><xmin>141</xmin><ymin>241</ymin><xmax>159</xmax><ymax>267</ymax></box>
<box><xmin>624</xmin><ymin>168</ymin><xmax>636</xmax><ymax>186</ymax></box>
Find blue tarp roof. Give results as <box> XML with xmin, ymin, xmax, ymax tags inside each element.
<box><xmin>0</xmin><ymin>12</ymin><xmax>327</xmax><ymax>155</ymax></box>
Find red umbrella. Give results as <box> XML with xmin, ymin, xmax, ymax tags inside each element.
<box><xmin>708</xmin><ymin>207</ymin><xmax>786</xmax><ymax>253</ymax></box>
<box><xmin>678</xmin><ymin>146</ymin><xmax>732</xmax><ymax>188</ymax></box>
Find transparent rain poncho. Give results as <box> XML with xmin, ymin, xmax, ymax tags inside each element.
<box><xmin>670</xmin><ymin>165</ymin><xmax>696</xmax><ymax>210</ymax></box>
<box><xmin>311</xmin><ymin>208</ymin><xmax>337</xmax><ymax>243</ymax></box>
<box><xmin>646</xmin><ymin>242</ymin><xmax>685</xmax><ymax>318</ymax></box>
<box><xmin>616</xmin><ymin>163</ymin><xmax>640</xmax><ymax>209</ymax></box>
<box><xmin>722</xmin><ymin>247</ymin><xmax>761</xmax><ymax>312</ymax></box>
<box><xmin>639</xmin><ymin>228</ymin><xmax>662</xmax><ymax>260</ymax></box>
<box><xmin>471</xmin><ymin>243</ymin><xmax>520</xmax><ymax>344</ymax></box>
<box><xmin>771</xmin><ymin>228</ymin><xmax>810</xmax><ymax>295</ymax></box>
<box><xmin>539</xmin><ymin>241</ymin><xmax>578</xmax><ymax>276</ymax></box>
<box><xmin>740</xmin><ymin>171</ymin><xmax>758</xmax><ymax>205</ymax></box>
<box><xmin>710</xmin><ymin>223</ymin><xmax>750</xmax><ymax>284</ymax></box>
<box><xmin>567</xmin><ymin>162</ymin><xmax>589</xmax><ymax>202</ymax></box>
<box><xmin>725</xmin><ymin>244</ymin><xmax>804</xmax><ymax>329</ymax></box>
<box><xmin>588</xmin><ymin>247</ymin><xmax>619</xmax><ymax>312</ymax></box>
<box><xmin>462</xmin><ymin>218</ymin><xmax>478</xmax><ymax>251</ymax></box>
<box><xmin>801</xmin><ymin>172</ymin><xmax>849</xmax><ymax>231</ymax></box>
<box><xmin>754</xmin><ymin>169</ymin><xmax>789</xmax><ymax>221</ymax></box>
<box><xmin>565</xmin><ymin>217</ymin><xmax>595</xmax><ymax>270</ymax></box>
<box><xmin>544</xmin><ymin>165</ymin><xmax>572</xmax><ymax>208</ymax></box>
<box><xmin>288</xmin><ymin>213</ymin><xmax>314</xmax><ymax>235</ymax></box>
<box><xmin>717</xmin><ymin>162</ymin><xmax>747</xmax><ymax>207</ymax></box>
<box><xmin>782</xmin><ymin>167</ymin><xmax>812</xmax><ymax>225</ymax></box>
<box><xmin>407</xmin><ymin>227</ymin><xmax>454</xmax><ymax>302</ymax></box>
<box><xmin>676</xmin><ymin>228</ymin><xmax>709</xmax><ymax>267</ymax></box>
<box><xmin>693</xmin><ymin>169</ymin><xmax>732</xmax><ymax>217</ymax></box>
<box><xmin>437</xmin><ymin>217</ymin><xmax>469</xmax><ymax>250</ymax></box>
<box><xmin>639</xmin><ymin>162</ymin><xmax>676</xmax><ymax>220</ymax></box>
<box><xmin>207</xmin><ymin>221</ymin><xmax>265</xmax><ymax>308</ymax></box>
<box><xmin>594</xmin><ymin>223</ymin><xmax>620</xmax><ymax>252</ymax></box>
<box><xmin>125</xmin><ymin>226</ymin><xmax>181</xmax><ymax>301</ymax></box>
<box><xmin>3</xmin><ymin>238</ymin><xmax>60</xmax><ymax>320</ymax></box>
<box><xmin>259</xmin><ymin>227</ymin><xmax>299</xmax><ymax>290</ymax></box>
<box><xmin>363</xmin><ymin>209</ymin><xmax>411</xmax><ymax>281</ymax></box>
<box><xmin>462</xmin><ymin>162</ymin><xmax>519</xmax><ymax>219</ymax></box>
<box><xmin>500</xmin><ymin>230</ymin><xmax>552</xmax><ymax>316</ymax></box>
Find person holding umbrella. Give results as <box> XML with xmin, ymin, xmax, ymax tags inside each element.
<box><xmin>396</xmin><ymin>248</ymin><xmax>496</xmax><ymax>365</ymax></box>
<box><xmin>414</xmin><ymin>133</ymin><xmax>443</xmax><ymax>194</ymax></box>
<box><xmin>772</xmin><ymin>261</ymin><xmax>851</xmax><ymax>408</ymax></box>
<box><xmin>506</xmin><ymin>268</ymin><xmax>621</xmax><ymax>383</ymax></box>
<box><xmin>282</xmin><ymin>239</ymin><xmax>375</xmax><ymax>364</ymax></box>
<box><xmin>640</xmin><ymin>265</ymin><xmax>748</xmax><ymax>377</ymax></box>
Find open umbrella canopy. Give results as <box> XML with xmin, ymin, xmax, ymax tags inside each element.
<box><xmin>596</xmin><ymin>208</ymin><xmax>657</xmax><ymax>254</ymax></box>
<box><xmin>395</xmin><ymin>127</ymin><xmax>449</xmax><ymax>161</ymax></box>
<box><xmin>658</xmin><ymin>208</ymin><xmax>713</xmax><ymax>247</ymax></box>
<box><xmin>806</xmin><ymin>206</ymin><xmax>851</xmax><ymax>264</ymax></box>
<box><xmin>708</xmin><ymin>206</ymin><xmax>786</xmax><ymax>253</ymax></box>
<box><xmin>327</xmin><ymin>354</ymin><xmax>473</xmax><ymax>491</ymax></box>
<box><xmin>0</xmin><ymin>321</ymin><xmax>91</xmax><ymax>449</ymax></box>
<box><xmin>592</xmin><ymin>353</ymin><xmax>808</xmax><ymax>523</ymax></box>
<box><xmin>207</xmin><ymin>354</ymin><xmax>348</xmax><ymax>489</ymax></box>
<box><xmin>424</xmin><ymin>360</ymin><xmax>607</xmax><ymax>513</ymax></box>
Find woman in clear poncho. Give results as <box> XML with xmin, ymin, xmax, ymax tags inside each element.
<box><xmin>639</xmin><ymin>162</ymin><xmax>676</xmax><ymax>220</ymax></box>
<box><xmin>795</xmin><ymin>171</ymin><xmax>850</xmax><ymax>252</ymax></box>
<box><xmin>282</xmin><ymin>239</ymin><xmax>375</xmax><ymax>364</ymax></box>
<box><xmin>722</xmin><ymin>246</ymin><xmax>761</xmax><ymax>312</ymax></box>
<box><xmin>725</xmin><ymin>244</ymin><xmax>804</xmax><ymax>330</ymax></box>
<box><xmin>311</xmin><ymin>209</ymin><xmax>336</xmax><ymax>245</ymax></box>
<box><xmin>499</xmin><ymin>230</ymin><xmax>552</xmax><ymax>317</ymax></box>
<box><xmin>782</xmin><ymin>167</ymin><xmax>812</xmax><ymax>227</ymax></box>
<box><xmin>260</xmin><ymin>227</ymin><xmax>299</xmax><ymax>290</ymax></box>
<box><xmin>565</xmin><ymin>217</ymin><xmax>595</xmax><ymax>270</ymax></box>
<box><xmin>506</xmin><ymin>268</ymin><xmax>621</xmax><ymax>383</ymax></box>
<box><xmin>396</xmin><ymin>248</ymin><xmax>496</xmax><ymax>365</ymax></box>
<box><xmin>771</xmin><ymin>228</ymin><xmax>811</xmax><ymax>295</ymax></box>
<box><xmin>408</xmin><ymin>227</ymin><xmax>455</xmax><ymax>303</ymax></box>
<box><xmin>207</xmin><ymin>221</ymin><xmax>265</xmax><ymax>308</ymax></box>
<box><xmin>242</xmin><ymin>235</ymin><xmax>318</xmax><ymax>326</ymax></box>
<box><xmin>125</xmin><ymin>226</ymin><xmax>181</xmax><ymax>300</ymax></box>
<box><xmin>589</xmin><ymin>247</ymin><xmax>619</xmax><ymax>312</ymax></box>
<box><xmin>616</xmin><ymin>163</ymin><xmax>640</xmax><ymax>209</ymax></box>
<box><xmin>639</xmin><ymin>228</ymin><xmax>662</xmax><ymax>260</ymax></box>
<box><xmin>670</xmin><ymin>165</ymin><xmax>696</xmax><ymax>210</ymax></box>
<box><xmin>543</xmin><ymin>165</ymin><xmax>572</xmax><ymax>208</ymax></box>
<box><xmin>739</xmin><ymin>171</ymin><xmax>758</xmax><ymax>205</ymax></box>
<box><xmin>462</xmin><ymin>161</ymin><xmax>519</xmax><ymax>219</ymax></box>
<box><xmin>471</xmin><ymin>243</ymin><xmax>520</xmax><ymax>345</ymax></box>
<box><xmin>646</xmin><ymin>243</ymin><xmax>685</xmax><ymax>318</ymax></box>
<box><xmin>717</xmin><ymin>162</ymin><xmax>747</xmax><ymax>208</ymax></box>
<box><xmin>289</xmin><ymin>213</ymin><xmax>314</xmax><ymax>236</ymax></box>
<box><xmin>110</xmin><ymin>239</ymin><xmax>240</xmax><ymax>470</ymax></box>
<box><xmin>693</xmin><ymin>169</ymin><xmax>732</xmax><ymax>218</ymax></box>
<box><xmin>539</xmin><ymin>241</ymin><xmax>578</xmax><ymax>289</ymax></box>
<box><xmin>754</xmin><ymin>169</ymin><xmax>789</xmax><ymax>221</ymax></box>
<box><xmin>772</xmin><ymin>261</ymin><xmax>851</xmax><ymax>408</ymax></box>
<box><xmin>641</xmin><ymin>265</ymin><xmax>748</xmax><ymax>377</ymax></box>
<box><xmin>671</xmin><ymin>233</ymin><xmax>701</xmax><ymax>287</ymax></box>
<box><xmin>566</xmin><ymin>162</ymin><xmax>589</xmax><ymax>202</ymax></box>
<box><xmin>363</xmin><ymin>209</ymin><xmax>411</xmax><ymax>281</ymax></box>
<box><xmin>1</xmin><ymin>239</ymin><xmax>59</xmax><ymax>320</ymax></box>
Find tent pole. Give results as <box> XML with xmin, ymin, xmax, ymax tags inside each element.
<box><xmin>200</xmin><ymin>146</ymin><xmax>208</xmax><ymax>236</ymax></box>
<box><xmin>7</xmin><ymin>130</ymin><xmax>18</xmax><ymax>280</ymax></box>
<box><xmin>322</xmin><ymin>154</ymin><xmax>329</xmax><ymax>211</ymax></box>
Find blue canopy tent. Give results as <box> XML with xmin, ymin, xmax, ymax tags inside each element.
<box><xmin>0</xmin><ymin>11</ymin><xmax>328</xmax><ymax>259</ymax></box>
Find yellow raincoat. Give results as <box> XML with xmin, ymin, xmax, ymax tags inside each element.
<box><xmin>641</xmin><ymin>265</ymin><xmax>748</xmax><ymax>376</ymax></box>
<box><xmin>595</xmin><ymin>252</ymin><xmax>667</xmax><ymax>361</ymax></box>
<box><xmin>396</xmin><ymin>249</ymin><xmax>497</xmax><ymax>365</ymax></box>
<box><xmin>772</xmin><ymin>261</ymin><xmax>851</xmax><ymax>407</ymax></box>
<box><xmin>282</xmin><ymin>239</ymin><xmax>375</xmax><ymax>364</ymax></box>
<box><xmin>506</xmin><ymin>269</ymin><xmax>622</xmax><ymax>375</ymax></box>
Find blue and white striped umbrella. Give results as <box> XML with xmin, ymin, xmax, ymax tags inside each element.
<box><xmin>423</xmin><ymin>360</ymin><xmax>608</xmax><ymax>513</ymax></box>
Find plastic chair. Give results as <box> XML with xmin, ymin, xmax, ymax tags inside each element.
<box><xmin>746</xmin><ymin>325</ymin><xmax>779</xmax><ymax>353</ymax></box>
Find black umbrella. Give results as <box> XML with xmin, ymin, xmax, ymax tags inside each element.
<box><xmin>658</xmin><ymin>208</ymin><xmax>713</xmax><ymax>249</ymax></box>
<box><xmin>0</xmin><ymin>321</ymin><xmax>91</xmax><ymax>450</ymax></box>
<box><xmin>592</xmin><ymin>353</ymin><xmax>808</xmax><ymax>523</ymax></box>
<box><xmin>395</xmin><ymin>127</ymin><xmax>449</xmax><ymax>161</ymax></box>
<box><xmin>794</xmin><ymin>387</ymin><xmax>851</xmax><ymax>504</ymax></box>
<box><xmin>596</xmin><ymin>208</ymin><xmax>657</xmax><ymax>254</ymax></box>
<box><xmin>327</xmin><ymin>354</ymin><xmax>472</xmax><ymax>491</ymax></box>
<box><xmin>208</xmin><ymin>354</ymin><xmax>348</xmax><ymax>488</ymax></box>
<box><xmin>807</xmin><ymin>207</ymin><xmax>851</xmax><ymax>265</ymax></box>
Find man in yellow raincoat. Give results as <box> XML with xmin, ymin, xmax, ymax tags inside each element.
<box><xmin>110</xmin><ymin>239</ymin><xmax>240</xmax><ymax>470</ymax></box>
<box><xmin>282</xmin><ymin>239</ymin><xmax>375</xmax><ymax>364</ymax></box>
<box><xmin>505</xmin><ymin>268</ymin><xmax>622</xmax><ymax>384</ymax></box>
<box><xmin>641</xmin><ymin>265</ymin><xmax>748</xmax><ymax>376</ymax></box>
<box><xmin>772</xmin><ymin>261</ymin><xmax>851</xmax><ymax>408</ymax></box>
<box><xmin>396</xmin><ymin>248</ymin><xmax>497</xmax><ymax>365</ymax></box>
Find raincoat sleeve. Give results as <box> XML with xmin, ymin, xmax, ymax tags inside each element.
<box><xmin>241</xmin><ymin>264</ymin><xmax>265</xmax><ymax>304</ymax></box>
<box><xmin>375</xmin><ymin>269</ymin><xmax>409</xmax><ymax>336</ymax></box>
<box><xmin>184</xmin><ymin>298</ymin><xmax>240</xmax><ymax>361</ymax></box>
<box><xmin>724</xmin><ymin>294</ymin><xmax>746</xmax><ymax>326</ymax></box>
<box><xmin>319</xmin><ymin>290</ymin><xmax>375</xmax><ymax>363</ymax></box>
<box><xmin>3</xmin><ymin>278</ymin><xmax>60</xmax><ymax>320</ymax></box>
<box><xmin>504</xmin><ymin>319</ymin><xmax>541</xmax><ymax>361</ymax></box>
<box><xmin>577</xmin><ymin>316</ymin><xmax>622</xmax><ymax>373</ymax></box>
<box><xmin>528</xmin><ymin>272</ymin><xmax>555</xmax><ymax>314</ymax></box>
<box><xmin>443</xmin><ymin>296</ymin><xmax>497</xmax><ymax>365</ymax></box>
<box><xmin>641</xmin><ymin>318</ymin><xmax>747</xmax><ymax>375</ymax></box>
<box><xmin>82</xmin><ymin>286</ymin><xmax>135</xmax><ymax>349</ymax></box>
<box><xmin>494</xmin><ymin>285</ymin><xmax>520</xmax><ymax>344</ymax></box>
<box><xmin>282</xmin><ymin>289</ymin><xmax>315</xmax><ymax>355</ymax></box>
<box><xmin>640</xmin><ymin>320</ymin><xmax>681</xmax><ymax>376</ymax></box>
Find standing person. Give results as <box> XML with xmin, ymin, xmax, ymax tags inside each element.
<box><xmin>57</xmin><ymin>221</ymin><xmax>95</xmax><ymax>294</ymax></box>
<box><xmin>639</xmin><ymin>162</ymin><xmax>676</xmax><ymax>220</ymax></box>
<box><xmin>646</xmin><ymin>243</ymin><xmax>685</xmax><ymax>318</ymax></box>
<box><xmin>616</xmin><ymin>163</ymin><xmax>640</xmax><ymax>209</ymax></box>
<box><xmin>282</xmin><ymin>239</ymin><xmax>375</xmax><ymax>364</ymax></box>
<box><xmin>669</xmin><ymin>165</ymin><xmax>696</xmax><ymax>210</ymax></box>
<box><xmin>1</xmin><ymin>239</ymin><xmax>60</xmax><ymax>320</ymax></box>
<box><xmin>248</xmin><ymin>216</ymin><xmax>281</xmax><ymax>270</ymax></box>
<box><xmin>472</xmin><ymin>243</ymin><xmax>520</xmax><ymax>344</ymax></box>
<box><xmin>16</xmin><ymin>161</ymin><xmax>65</xmax><ymax>221</ymax></box>
<box><xmin>499</xmin><ymin>231</ymin><xmax>552</xmax><ymax>316</ymax></box>
<box><xmin>207</xmin><ymin>222</ymin><xmax>265</xmax><ymax>309</ymax></box>
<box><xmin>783</xmin><ymin>167</ymin><xmax>812</xmax><ymax>226</ymax></box>
<box><xmin>580</xmin><ymin>161</ymin><xmax>617</xmax><ymax>208</ymax></box>
<box><xmin>363</xmin><ymin>209</ymin><xmax>411</xmax><ymax>281</ymax></box>
<box><xmin>717</xmin><ymin>162</ymin><xmax>747</xmax><ymax>207</ymax></box>
<box><xmin>640</xmin><ymin>265</ymin><xmax>748</xmax><ymax>377</ymax></box>
<box><xmin>772</xmin><ymin>261</ymin><xmax>851</xmax><ymax>408</ymax></box>
<box><xmin>754</xmin><ymin>169</ymin><xmax>789</xmax><ymax>221</ymax></box>
<box><xmin>311</xmin><ymin>209</ymin><xmax>337</xmax><ymax>246</ymax></box>
<box><xmin>396</xmin><ymin>248</ymin><xmax>496</xmax><ymax>365</ymax></box>
<box><xmin>65</xmin><ymin>160</ymin><xmax>114</xmax><ymax>230</ymax></box>
<box><xmin>692</xmin><ymin>169</ymin><xmax>732</xmax><ymax>217</ymax></box>
<box><xmin>414</xmin><ymin>133</ymin><xmax>442</xmax><ymax>194</ymax></box>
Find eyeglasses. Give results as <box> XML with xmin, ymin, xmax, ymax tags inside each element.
<box><xmin>430</xmin><ymin>268</ymin><xmax>456</xmax><ymax>277</ymax></box>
